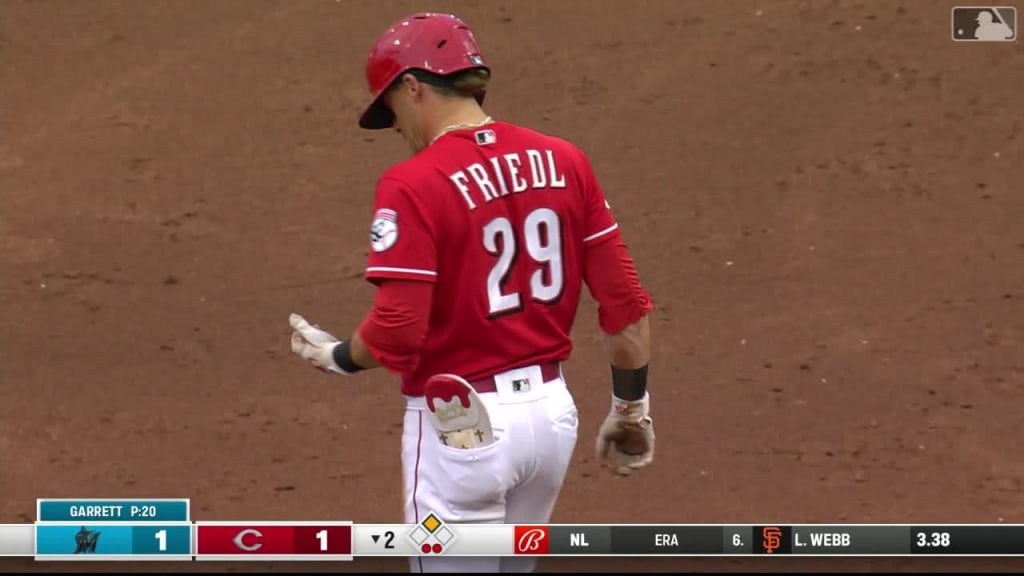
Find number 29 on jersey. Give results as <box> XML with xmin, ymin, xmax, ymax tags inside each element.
<box><xmin>482</xmin><ymin>207</ymin><xmax>564</xmax><ymax>318</ymax></box>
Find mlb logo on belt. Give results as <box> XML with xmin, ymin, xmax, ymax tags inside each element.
<box><xmin>511</xmin><ymin>378</ymin><xmax>531</xmax><ymax>392</ymax></box>
<box><xmin>514</xmin><ymin>526</ymin><xmax>549</xmax><ymax>554</ymax></box>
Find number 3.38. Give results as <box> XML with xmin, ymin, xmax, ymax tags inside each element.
<box><xmin>917</xmin><ymin>531</ymin><xmax>950</xmax><ymax>547</ymax></box>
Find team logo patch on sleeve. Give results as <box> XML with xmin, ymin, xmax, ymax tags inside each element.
<box><xmin>370</xmin><ymin>208</ymin><xmax>399</xmax><ymax>252</ymax></box>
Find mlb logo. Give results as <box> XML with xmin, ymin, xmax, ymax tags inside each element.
<box><xmin>951</xmin><ymin>6</ymin><xmax>1017</xmax><ymax>41</ymax></box>
<box><xmin>475</xmin><ymin>129</ymin><xmax>497</xmax><ymax>146</ymax></box>
<box><xmin>511</xmin><ymin>378</ymin><xmax>531</xmax><ymax>392</ymax></box>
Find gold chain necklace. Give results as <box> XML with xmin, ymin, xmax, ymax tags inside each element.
<box><xmin>430</xmin><ymin>116</ymin><xmax>495</xmax><ymax>145</ymax></box>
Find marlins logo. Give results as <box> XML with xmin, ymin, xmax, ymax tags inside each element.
<box><xmin>74</xmin><ymin>527</ymin><xmax>100</xmax><ymax>554</ymax></box>
<box><xmin>370</xmin><ymin>208</ymin><xmax>399</xmax><ymax>252</ymax></box>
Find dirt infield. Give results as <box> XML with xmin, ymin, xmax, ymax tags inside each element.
<box><xmin>2</xmin><ymin>0</ymin><xmax>1022</xmax><ymax>572</ymax></box>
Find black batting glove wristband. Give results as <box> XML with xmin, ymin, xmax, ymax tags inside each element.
<box><xmin>331</xmin><ymin>340</ymin><xmax>367</xmax><ymax>375</ymax></box>
<box><xmin>611</xmin><ymin>364</ymin><xmax>648</xmax><ymax>401</ymax></box>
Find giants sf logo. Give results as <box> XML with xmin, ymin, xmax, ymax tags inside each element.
<box><xmin>514</xmin><ymin>526</ymin><xmax>549</xmax><ymax>554</ymax></box>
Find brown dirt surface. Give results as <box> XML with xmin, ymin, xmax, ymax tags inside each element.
<box><xmin>1</xmin><ymin>0</ymin><xmax>1022</xmax><ymax>572</ymax></box>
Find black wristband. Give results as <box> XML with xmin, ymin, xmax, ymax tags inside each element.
<box><xmin>331</xmin><ymin>340</ymin><xmax>366</xmax><ymax>374</ymax></box>
<box><xmin>611</xmin><ymin>364</ymin><xmax>648</xmax><ymax>401</ymax></box>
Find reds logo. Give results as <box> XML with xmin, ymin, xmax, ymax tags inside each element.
<box><xmin>232</xmin><ymin>528</ymin><xmax>263</xmax><ymax>551</ymax></box>
<box><xmin>514</xmin><ymin>526</ymin><xmax>549</xmax><ymax>554</ymax></box>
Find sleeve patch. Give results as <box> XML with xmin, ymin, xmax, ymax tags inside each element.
<box><xmin>370</xmin><ymin>208</ymin><xmax>399</xmax><ymax>253</ymax></box>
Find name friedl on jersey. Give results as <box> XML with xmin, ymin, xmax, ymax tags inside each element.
<box><xmin>448</xmin><ymin>148</ymin><xmax>567</xmax><ymax>210</ymax></box>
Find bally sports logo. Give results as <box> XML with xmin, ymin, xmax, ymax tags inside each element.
<box><xmin>514</xmin><ymin>526</ymin><xmax>549</xmax><ymax>554</ymax></box>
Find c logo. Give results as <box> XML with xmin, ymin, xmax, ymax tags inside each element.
<box><xmin>233</xmin><ymin>528</ymin><xmax>263</xmax><ymax>551</ymax></box>
<box><xmin>516</xmin><ymin>528</ymin><xmax>547</xmax><ymax>553</ymax></box>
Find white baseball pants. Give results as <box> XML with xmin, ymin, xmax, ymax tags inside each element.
<box><xmin>401</xmin><ymin>363</ymin><xmax>579</xmax><ymax>573</ymax></box>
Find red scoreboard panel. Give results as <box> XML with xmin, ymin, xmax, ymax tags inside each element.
<box><xmin>195</xmin><ymin>521</ymin><xmax>352</xmax><ymax>561</ymax></box>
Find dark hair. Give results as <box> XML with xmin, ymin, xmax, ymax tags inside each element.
<box><xmin>392</xmin><ymin>68</ymin><xmax>491</xmax><ymax>100</ymax></box>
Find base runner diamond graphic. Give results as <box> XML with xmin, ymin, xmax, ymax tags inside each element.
<box><xmin>409</xmin><ymin>512</ymin><xmax>456</xmax><ymax>555</ymax></box>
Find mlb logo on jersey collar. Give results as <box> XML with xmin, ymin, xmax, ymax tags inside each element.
<box><xmin>475</xmin><ymin>129</ymin><xmax>496</xmax><ymax>146</ymax></box>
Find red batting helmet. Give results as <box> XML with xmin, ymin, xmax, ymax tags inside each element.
<box><xmin>358</xmin><ymin>13</ymin><xmax>490</xmax><ymax>130</ymax></box>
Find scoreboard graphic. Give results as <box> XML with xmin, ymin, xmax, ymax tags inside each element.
<box><xmin>5</xmin><ymin>499</ymin><xmax>1024</xmax><ymax>560</ymax></box>
<box><xmin>30</xmin><ymin>499</ymin><xmax>193</xmax><ymax>561</ymax></box>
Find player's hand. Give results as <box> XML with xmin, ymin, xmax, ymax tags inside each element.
<box><xmin>289</xmin><ymin>313</ymin><xmax>345</xmax><ymax>374</ymax></box>
<box><xmin>596</xmin><ymin>393</ymin><xmax>655</xmax><ymax>476</ymax></box>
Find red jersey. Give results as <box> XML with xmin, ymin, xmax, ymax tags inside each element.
<box><xmin>365</xmin><ymin>121</ymin><xmax>623</xmax><ymax>396</ymax></box>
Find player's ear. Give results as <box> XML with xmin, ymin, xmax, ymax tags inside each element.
<box><xmin>401</xmin><ymin>73</ymin><xmax>429</xmax><ymax>103</ymax></box>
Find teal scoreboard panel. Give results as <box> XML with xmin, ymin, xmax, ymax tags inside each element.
<box><xmin>34</xmin><ymin>499</ymin><xmax>192</xmax><ymax>561</ymax></box>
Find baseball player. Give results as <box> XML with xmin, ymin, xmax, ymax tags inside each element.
<box><xmin>289</xmin><ymin>12</ymin><xmax>655</xmax><ymax>573</ymax></box>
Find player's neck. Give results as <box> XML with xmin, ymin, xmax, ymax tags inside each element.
<box><xmin>426</xmin><ymin>101</ymin><xmax>493</xmax><ymax>145</ymax></box>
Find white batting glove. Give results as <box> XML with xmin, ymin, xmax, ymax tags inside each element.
<box><xmin>596</xmin><ymin>392</ymin><xmax>655</xmax><ymax>476</ymax></box>
<box><xmin>288</xmin><ymin>313</ymin><xmax>345</xmax><ymax>374</ymax></box>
